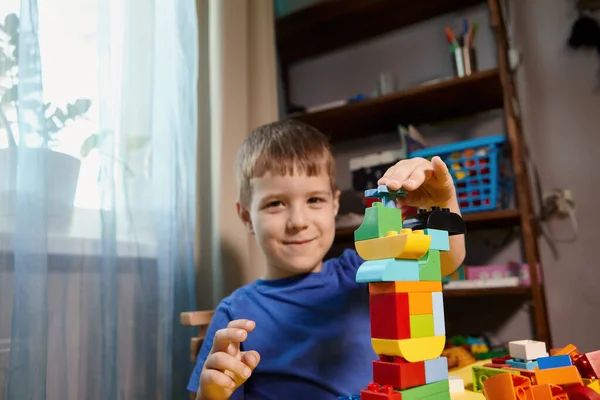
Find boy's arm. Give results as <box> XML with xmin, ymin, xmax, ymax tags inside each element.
<box><xmin>188</xmin><ymin>302</ymin><xmax>246</xmax><ymax>400</ymax></box>
<box><xmin>439</xmin><ymin>194</ymin><xmax>466</xmax><ymax>278</ymax></box>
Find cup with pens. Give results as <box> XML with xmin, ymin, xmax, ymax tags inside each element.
<box><xmin>446</xmin><ymin>19</ymin><xmax>478</xmax><ymax>78</ymax></box>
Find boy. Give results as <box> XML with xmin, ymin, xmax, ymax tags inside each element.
<box><xmin>188</xmin><ymin>119</ymin><xmax>465</xmax><ymax>400</ymax></box>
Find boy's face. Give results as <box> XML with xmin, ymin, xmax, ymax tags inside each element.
<box><xmin>237</xmin><ymin>168</ymin><xmax>340</xmax><ymax>280</ymax></box>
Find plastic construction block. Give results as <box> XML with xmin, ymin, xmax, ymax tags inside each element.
<box><xmin>535</xmin><ymin>365</ymin><xmax>583</xmax><ymax>386</ymax></box>
<box><xmin>424</xmin><ymin>229</ymin><xmax>450</xmax><ymax>251</ymax></box>
<box><xmin>408</xmin><ymin>292</ymin><xmax>433</xmax><ymax>315</ymax></box>
<box><xmin>564</xmin><ymin>385</ymin><xmax>600</xmax><ymax>400</ymax></box>
<box><xmin>531</xmin><ymin>384</ymin><xmax>569</xmax><ymax>400</ymax></box>
<box><xmin>506</xmin><ymin>359</ymin><xmax>538</xmax><ymax>370</ymax></box>
<box><xmin>508</xmin><ymin>340</ymin><xmax>548</xmax><ymax>361</ymax></box>
<box><xmin>360</xmin><ymin>383</ymin><xmax>401</xmax><ymax>400</ymax></box>
<box><xmin>583</xmin><ymin>378</ymin><xmax>600</xmax><ymax>394</ymax></box>
<box><xmin>410</xmin><ymin>314</ymin><xmax>434</xmax><ymax>338</ymax></box>
<box><xmin>369</xmin><ymin>281</ymin><xmax>442</xmax><ymax>295</ymax></box>
<box><xmin>354</xmin><ymin>202</ymin><xmax>403</xmax><ymax>242</ymax></box>
<box><xmin>338</xmin><ymin>396</ymin><xmax>361</xmax><ymax>400</ymax></box>
<box><xmin>356</xmin><ymin>258</ymin><xmax>419</xmax><ymax>283</ymax></box>
<box><xmin>372</xmin><ymin>357</ymin><xmax>426</xmax><ymax>390</ymax></box>
<box><xmin>402</xmin><ymin>207</ymin><xmax>466</xmax><ymax>236</ymax></box>
<box><xmin>418</xmin><ymin>250</ymin><xmax>442</xmax><ymax>281</ymax></box>
<box><xmin>448</xmin><ymin>376</ymin><xmax>465</xmax><ymax>393</ymax></box>
<box><xmin>481</xmin><ymin>372</ymin><xmax>534</xmax><ymax>400</ymax></box>
<box><xmin>431</xmin><ymin>292</ymin><xmax>445</xmax><ymax>336</ymax></box>
<box><xmin>365</xmin><ymin>185</ymin><xmax>408</xmax><ymax>208</ymax></box>
<box><xmin>372</xmin><ymin>335</ymin><xmax>445</xmax><ymax>362</ymax></box>
<box><xmin>370</xmin><ymin>293</ymin><xmax>411</xmax><ymax>340</ymax></box>
<box><xmin>425</xmin><ymin>357</ymin><xmax>449</xmax><ymax>384</ymax></box>
<box><xmin>471</xmin><ymin>366</ymin><xmax>520</xmax><ymax>393</ymax></box>
<box><xmin>355</xmin><ymin>229</ymin><xmax>431</xmax><ymax>261</ymax></box>
<box><xmin>575</xmin><ymin>351</ymin><xmax>600</xmax><ymax>379</ymax></box>
<box><xmin>537</xmin><ymin>354</ymin><xmax>572</xmax><ymax>370</ymax></box>
<box><xmin>397</xmin><ymin>379</ymin><xmax>449</xmax><ymax>400</ymax></box>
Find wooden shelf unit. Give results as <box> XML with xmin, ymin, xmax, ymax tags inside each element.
<box><xmin>276</xmin><ymin>0</ymin><xmax>551</xmax><ymax>346</ymax></box>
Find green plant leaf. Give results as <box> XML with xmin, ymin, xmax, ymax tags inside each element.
<box><xmin>80</xmin><ymin>133</ymin><xmax>101</xmax><ymax>157</ymax></box>
<box><xmin>125</xmin><ymin>136</ymin><xmax>150</xmax><ymax>152</ymax></box>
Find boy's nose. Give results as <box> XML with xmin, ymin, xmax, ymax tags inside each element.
<box><xmin>287</xmin><ymin>207</ymin><xmax>309</xmax><ymax>230</ymax></box>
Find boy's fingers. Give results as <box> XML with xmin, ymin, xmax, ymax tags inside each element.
<box><xmin>431</xmin><ymin>156</ymin><xmax>450</xmax><ymax>181</ymax></box>
<box><xmin>205</xmin><ymin>351</ymin><xmax>254</xmax><ymax>381</ymax></box>
<box><xmin>212</xmin><ymin>328</ymin><xmax>248</xmax><ymax>353</ymax></box>
<box><xmin>403</xmin><ymin>164</ymin><xmax>434</xmax><ymax>190</ymax></box>
<box><xmin>241</xmin><ymin>350</ymin><xmax>261</xmax><ymax>370</ymax></box>
<box><xmin>200</xmin><ymin>368</ymin><xmax>236</xmax><ymax>390</ymax></box>
<box><xmin>227</xmin><ymin>319</ymin><xmax>256</xmax><ymax>331</ymax></box>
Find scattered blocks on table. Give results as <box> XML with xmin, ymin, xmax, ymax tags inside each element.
<box><xmin>448</xmin><ymin>376</ymin><xmax>464</xmax><ymax>393</ymax></box>
<box><xmin>508</xmin><ymin>339</ymin><xmax>548</xmax><ymax>361</ymax></box>
<box><xmin>537</xmin><ymin>354</ymin><xmax>572</xmax><ymax>370</ymax></box>
<box><xmin>506</xmin><ymin>358</ymin><xmax>538</xmax><ymax>370</ymax></box>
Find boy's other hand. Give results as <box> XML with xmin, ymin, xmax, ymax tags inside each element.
<box><xmin>198</xmin><ymin>319</ymin><xmax>260</xmax><ymax>400</ymax></box>
<box><xmin>378</xmin><ymin>156</ymin><xmax>456</xmax><ymax>209</ymax></box>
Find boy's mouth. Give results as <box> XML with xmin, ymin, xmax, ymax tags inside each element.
<box><xmin>283</xmin><ymin>238</ymin><xmax>316</xmax><ymax>245</ymax></box>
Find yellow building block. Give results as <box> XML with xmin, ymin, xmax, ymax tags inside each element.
<box><xmin>372</xmin><ymin>335</ymin><xmax>446</xmax><ymax>362</ymax></box>
<box><xmin>410</xmin><ymin>314</ymin><xmax>435</xmax><ymax>338</ymax></box>
<box><xmin>355</xmin><ymin>229</ymin><xmax>431</xmax><ymax>261</ymax></box>
<box><xmin>584</xmin><ymin>378</ymin><xmax>600</xmax><ymax>394</ymax></box>
<box><xmin>409</xmin><ymin>292</ymin><xmax>433</xmax><ymax>315</ymax></box>
<box><xmin>369</xmin><ymin>281</ymin><xmax>442</xmax><ymax>294</ymax></box>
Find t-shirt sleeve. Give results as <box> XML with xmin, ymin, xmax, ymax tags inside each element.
<box><xmin>187</xmin><ymin>298</ymin><xmax>245</xmax><ymax>399</ymax></box>
<box><xmin>336</xmin><ymin>248</ymin><xmax>365</xmax><ymax>274</ymax></box>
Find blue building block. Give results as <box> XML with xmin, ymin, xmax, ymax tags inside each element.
<box><xmin>425</xmin><ymin>356</ymin><xmax>449</xmax><ymax>384</ymax></box>
<box><xmin>356</xmin><ymin>258</ymin><xmax>420</xmax><ymax>283</ymax></box>
<box><xmin>506</xmin><ymin>359</ymin><xmax>538</xmax><ymax>370</ymax></box>
<box><xmin>424</xmin><ymin>229</ymin><xmax>450</xmax><ymax>251</ymax></box>
<box><xmin>537</xmin><ymin>354</ymin><xmax>572</xmax><ymax>370</ymax></box>
<box><xmin>365</xmin><ymin>185</ymin><xmax>407</xmax><ymax>208</ymax></box>
<box><xmin>338</xmin><ymin>396</ymin><xmax>360</xmax><ymax>400</ymax></box>
<box><xmin>432</xmin><ymin>292</ymin><xmax>446</xmax><ymax>336</ymax></box>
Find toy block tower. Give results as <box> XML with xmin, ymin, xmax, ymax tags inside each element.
<box><xmin>354</xmin><ymin>185</ymin><xmax>466</xmax><ymax>400</ymax></box>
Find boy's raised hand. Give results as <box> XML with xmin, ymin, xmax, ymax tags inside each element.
<box><xmin>198</xmin><ymin>319</ymin><xmax>260</xmax><ymax>400</ymax></box>
<box><xmin>378</xmin><ymin>156</ymin><xmax>456</xmax><ymax>209</ymax></box>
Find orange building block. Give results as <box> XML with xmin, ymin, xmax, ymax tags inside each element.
<box><xmin>370</xmin><ymin>293</ymin><xmax>410</xmax><ymax>340</ymax></box>
<box><xmin>408</xmin><ymin>292</ymin><xmax>433</xmax><ymax>315</ymax></box>
<box><xmin>531</xmin><ymin>384</ymin><xmax>568</xmax><ymax>400</ymax></box>
<box><xmin>369</xmin><ymin>281</ymin><xmax>442</xmax><ymax>294</ymax></box>
<box><xmin>535</xmin><ymin>365</ymin><xmax>583</xmax><ymax>386</ymax></box>
<box><xmin>554</xmin><ymin>344</ymin><xmax>580</xmax><ymax>359</ymax></box>
<box><xmin>482</xmin><ymin>373</ymin><xmax>534</xmax><ymax>400</ymax></box>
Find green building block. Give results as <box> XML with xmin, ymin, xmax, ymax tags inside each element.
<box><xmin>471</xmin><ymin>366</ymin><xmax>519</xmax><ymax>393</ymax></box>
<box><xmin>354</xmin><ymin>202</ymin><xmax>403</xmax><ymax>242</ymax></box>
<box><xmin>419</xmin><ymin>250</ymin><xmax>442</xmax><ymax>281</ymax></box>
<box><xmin>398</xmin><ymin>379</ymin><xmax>449</xmax><ymax>400</ymax></box>
<box><xmin>409</xmin><ymin>314</ymin><xmax>435</xmax><ymax>338</ymax></box>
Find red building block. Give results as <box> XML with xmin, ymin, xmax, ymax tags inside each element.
<box><xmin>370</xmin><ymin>293</ymin><xmax>411</xmax><ymax>340</ymax></box>
<box><xmin>373</xmin><ymin>357</ymin><xmax>426</xmax><ymax>389</ymax></box>
<box><xmin>361</xmin><ymin>383</ymin><xmax>401</xmax><ymax>400</ymax></box>
<box><xmin>575</xmin><ymin>351</ymin><xmax>600</xmax><ymax>379</ymax></box>
<box><xmin>564</xmin><ymin>384</ymin><xmax>600</xmax><ymax>400</ymax></box>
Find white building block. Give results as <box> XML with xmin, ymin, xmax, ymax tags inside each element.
<box><xmin>449</xmin><ymin>376</ymin><xmax>465</xmax><ymax>392</ymax></box>
<box><xmin>508</xmin><ymin>340</ymin><xmax>547</xmax><ymax>361</ymax></box>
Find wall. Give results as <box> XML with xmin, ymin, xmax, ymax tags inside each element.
<box><xmin>286</xmin><ymin>1</ymin><xmax>600</xmax><ymax>351</ymax></box>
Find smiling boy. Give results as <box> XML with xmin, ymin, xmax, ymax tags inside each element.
<box><xmin>188</xmin><ymin>119</ymin><xmax>465</xmax><ymax>400</ymax></box>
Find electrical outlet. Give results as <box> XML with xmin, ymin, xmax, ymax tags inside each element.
<box><xmin>542</xmin><ymin>189</ymin><xmax>575</xmax><ymax>219</ymax></box>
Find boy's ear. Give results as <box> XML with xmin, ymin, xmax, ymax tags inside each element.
<box><xmin>332</xmin><ymin>189</ymin><xmax>341</xmax><ymax>217</ymax></box>
<box><xmin>236</xmin><ymin>202</ymin><xmax>254</xmax><ymax>234</ymax></box>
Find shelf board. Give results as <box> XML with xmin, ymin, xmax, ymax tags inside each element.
<box><xmin>288</xmin><ymin>69</ymin><xmax>503</xmax><ymax>143</ymax></box>
<box><xmin>335</xmin><ymin>209</ymin><xmax>521</xmax><ymax>240</ymax></box>
<box><xmin>443</xmin><ymin>286</ymin><xmax>532</xmax><ymax>297</ymax></box>
<box><xmin>276</xmin><ymin>0</ymin><xmax>485</xmax><ymax>64</ymax></box>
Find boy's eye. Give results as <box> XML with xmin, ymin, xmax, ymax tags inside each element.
<box><xmin>266</xmin><ymin>200</ymin><xmax>283</xmax><ymax>208</ymax></box>
<box><xmin>308</xmin><ymin>197</ymin><xmax>325</xmax><ymax>204</ymax></box>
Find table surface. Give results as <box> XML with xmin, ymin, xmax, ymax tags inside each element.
<box><xmin>450</xmin><ymin>359</ymin><xmax>490</xmax><ymax>400</ymax></box>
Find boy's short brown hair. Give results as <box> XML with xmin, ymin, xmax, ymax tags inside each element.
<box><xmin>235</xmin><ymin>119</ymin><xmax>337</xmax><ymax>207</ymax></box>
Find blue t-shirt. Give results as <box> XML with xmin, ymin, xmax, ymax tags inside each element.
<box><xmin>187</xmin><ymin>249</ymin><xmax>376</xmax><ymax>399</ymax></box>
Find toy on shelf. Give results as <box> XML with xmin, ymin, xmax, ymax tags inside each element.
<box><xmin>472</xmin><ymin>340</ymin><xmax>600</xmax><ymax>399</ymax></box>
<box><xmin>351</xmin><ymin>185</ymin><xmax>466</xmax><ymax>400</ymax></box>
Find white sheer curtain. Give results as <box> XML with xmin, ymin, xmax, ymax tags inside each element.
<box><xmin>0</xmin><ymin>0</ymin><xmax>198</xmax><ymax>398</ymax></box>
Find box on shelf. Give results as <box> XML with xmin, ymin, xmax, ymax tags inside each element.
<box><xmin>465</xmin><ymin>262</ymin><xmax>542</xmax><ymax>286</ymax></box>
<box><xmin>408</xmin><ymin>135</ymin><xmax>514</xmax><ymax>214</ymax></box>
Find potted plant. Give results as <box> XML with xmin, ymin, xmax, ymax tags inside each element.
<box><xmin>0</xmin><ymin>13</ymin><xmax>92</xmax><ymax>230</ymax></box>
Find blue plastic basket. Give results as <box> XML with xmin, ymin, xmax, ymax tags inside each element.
<box><xmin>409</xmin><ymin>135</ymin><xmax>513</xmax><ymax>214</ymax></box>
